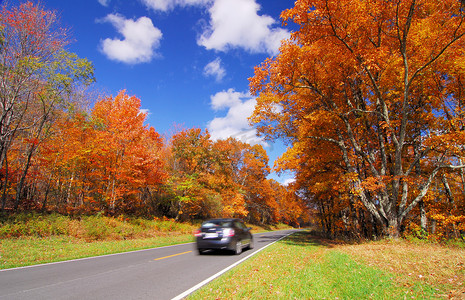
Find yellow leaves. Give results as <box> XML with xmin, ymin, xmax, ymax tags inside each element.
<box><xmin>223</xmin><ymin>193</ymin><xmax>248</xmax><ymax>218</ymax></box>
<box><xmin>302</xmin><ymin>109</ymin><xmax>338</xmax><ymax>130</ymax></box>
<box><xmin>343</xmin><ymin>172</ymin><xmax>358</xmax><ymax>183</ymax></box>
<box><xmin>430</xmin><ymin>214</ymin><xmax>465</xmax><ymax>227</ymax></box>
<box><xmin>274</xmin><ymin>147</ymin><xmax>299</xmax><ymax>172</ymax></box>
<box><xmin>248</xmin><ymin>93</ymin><xmax>282</xmax><ymax>132</ymax></box>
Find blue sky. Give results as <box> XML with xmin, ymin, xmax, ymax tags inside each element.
<box><xmin>41</xmin><ymin>0</ymin><xmax>296</xmax><ymax>184</ymax></box>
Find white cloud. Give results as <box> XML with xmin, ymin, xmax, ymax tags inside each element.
<box><xmin>99</xmin><ymin>14</ymin><xmax>163</xmax><ymax>64</ymax></box>
<box><xmin>140</xmin><ymin>0</ymin><xmax>209</xmax><ymax>12</ymax></box>
<box><xmin>204</xmin><ymin>58</ymin><xmax>226</xmax><ymax>82</ymax></box>
<box><xmin>283</xmin><ymin>178</ymin><xmax>296</xmax><ymax>186</ymax></box>
<box><xmin>140</xmin><ymin>108</ymin><xmax>151</xmax><ymax>116</ymax></box>
<box><xmin>139</xmin><ymin>0</ymin><xmax>289</xmax><ymax>55</ymax></box>
<box><xmin>210</xmin><ymin>88</ymin><xmax>243</xmax><ymax>110</ymax></box>
<box><xmin>198</xmin><ymin>0</ymin><xmax>289</xmax><ymax>55</ymax></box>
<box><xmin>98</xmin><ymin>0</ymin><xmax>110</xmax><ymax>6</ymax></box>
<box><xmin>208</xmin><ymin>89</ymin><xmax>264</xmax><ymax>145</ymax></box>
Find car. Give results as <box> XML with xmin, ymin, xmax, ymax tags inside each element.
<box><xmin>194</xmin><ymin>218</ymin><xmax>254</xmax><ymax>255</ymax></box>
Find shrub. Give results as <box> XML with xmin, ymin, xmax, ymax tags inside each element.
<box><xmin>0</xmin><ymin>213</ymin><xmax>69</xmax><ymax>238</ymax></box>
<box><xmin>0</xmin><ymin>212</ymin><xmax>197</xmax><ymax>240</ymax></box>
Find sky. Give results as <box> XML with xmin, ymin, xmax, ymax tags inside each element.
<box><xmin>40</xmin><ymin>0</ymin><xmax>296</xmax><ymax>184</ymax></box>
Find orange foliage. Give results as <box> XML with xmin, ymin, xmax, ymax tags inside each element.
<box><xmin>36</xmin><ymin>91</ymin><xmax>166</xmax><ymax>214</ymax></box>
<box><xmin>161</xmin><ymin>129</ymin><xmax>306</xmax><ymax>224</ymax></box>
<box><xmin>250</xmin><ymin>0</ymin><xmax>465</xmax><ymax>238</ymax></box>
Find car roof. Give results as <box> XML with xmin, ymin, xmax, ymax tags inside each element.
<box><xmin>203</xmin><ymin>218</ymin><xmax>242</xmax><ymax>222</ymax></box>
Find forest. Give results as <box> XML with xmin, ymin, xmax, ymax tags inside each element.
<box><xmin>1</xmin><ymin>1</ymin><xmax>465</xmax><ymax>241</ymax></box>
<box><xmin>0</xmin><ymin>2</ymin><xmax>306</xmax><ymax>227</ymax></box>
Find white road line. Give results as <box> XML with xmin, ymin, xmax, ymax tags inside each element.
<box><xmin>171</xmin><ymin>231</ymin><xmax>296</xmax><ymax>300</ymax></box>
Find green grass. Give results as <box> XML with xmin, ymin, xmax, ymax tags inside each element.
<box><xmin>0</xmin><ymin>234</ymin><xmax>194</xmax><ymax>269</ymax></box>
<box><xmin>189</xmin><ymin>231</ymin><xmax>443</xmax><ymax>299</ymax></box>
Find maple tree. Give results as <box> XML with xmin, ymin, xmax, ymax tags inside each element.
<box><xmin>25</xmin><ymin>91</ymin><xmax>165</xmax><ymax>215</ymax></box>
<box><xmin>250</xmin><ymin>0</ymin><xmax>465</xmax><ymax>237</ymax></box>
<box><xmin>237</xmin><ymin>143</ymin><xmax>276</xmax><ymax>223</ymax></box>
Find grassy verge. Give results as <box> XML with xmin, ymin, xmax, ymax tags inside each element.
<box><xmin>0</xmin><ymin>234</ymin><xmax>193</xmax><ymax>269</ymax></box>
<box><xmin>189</xmin><ymin>231</ymin><xmax>465</xmax><ymax>299</ymax></box>
<box><xmin>337</xmin><ymin>237</ymin><xmax>465</xmax><ymax>299</ymax></box>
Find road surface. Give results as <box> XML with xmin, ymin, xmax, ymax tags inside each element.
<box><xmin>0</xmin><ymin>229</ymin><xmax>297</xmax><ymax>300</ymax></box>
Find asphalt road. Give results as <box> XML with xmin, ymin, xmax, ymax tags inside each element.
<box><xmin>0</xmin><ymin>229</ymin><xmax>297</xmax><ymax>300</ymax></box>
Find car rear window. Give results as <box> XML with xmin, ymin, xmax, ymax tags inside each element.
<box><xmin>201</xmin><ymin>220</ymin><xmax>232</xmax><ymax>228</ymax></box>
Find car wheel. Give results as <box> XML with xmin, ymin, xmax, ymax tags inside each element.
<box><xmin>234</xmin><ymin>241</ymin><xmax>242</xmax><ymax>255</ymax></box>
<box><xmin>247</xmin><ymin>238</ymin><xmax>254</xmax><ymax>250</ymax></box>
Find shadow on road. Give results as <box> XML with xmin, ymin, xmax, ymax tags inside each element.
<box><xmin>279</xmin><ymin>231</ymin><xmax>326</xmax><ymax>248</ymax></box>
<box><xmin>196</xmin><ymin>248</ymin><xmax>254</xmax><ymax>256</ymax></box>
<box><xmin>255</xmin><ymin>234</ymin><xmax>286</xmax><ymax>243</ymax></box>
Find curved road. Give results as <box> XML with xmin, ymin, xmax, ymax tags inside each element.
<box><xmin>0</xmin><ymin>229</ymin><xmax>297</xmax><ymax>300</ymax></box>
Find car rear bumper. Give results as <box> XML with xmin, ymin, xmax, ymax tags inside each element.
<box><xmin>196</xmin><ymin>237</ymin><xmax>235</xmax><ymax>250</ymax></box>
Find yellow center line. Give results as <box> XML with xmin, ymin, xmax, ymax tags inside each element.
<box><xmin>154</xmin><ymin>251</ymin><xmax>192</xmax><ymax>261</ymax></box>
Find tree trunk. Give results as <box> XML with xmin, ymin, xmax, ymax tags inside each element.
<box><xmin>419</xmin><ymin>200</ymin><xmax>427</xmax><ymax>233</ymax></box>
<box><xmin>387</xmin><ymin>218</ymin><xmax>400</xmax><ymax>238</ymax></box>
<box><xmin>14</xmin><ymin>144</ymin><xmax>36</xmax><ymax>210</ymax></box>
<box><xmin>1</xmin><ymin>154</ymin><xmax>8</xmax><ymax>211</ymax></box>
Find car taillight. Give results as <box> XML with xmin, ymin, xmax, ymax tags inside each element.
<box><xmin>194</xmin><ymin>229</ymin><xmax>202</xmax><ymax>237</ymax></box>
<box><xmin>223</xmin><ymin>228</ymin><xmax>235</xmax><ymax>237</ymax></box>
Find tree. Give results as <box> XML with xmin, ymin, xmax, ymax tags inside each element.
<box><xmin>164</xmin><ymin>128</ymin><xmax>215</xmax><ymax>220</ymax></box>
<box><xmin>86</xmin><ymin>91</ymin><xmax>166</xmax><ymax>214</ymax></box>
<box><xmin>250</xmin><ymin>0</ymin><xmax>465</xmax><ymax>237</ymax></box>
<box><xmin>34</xmin><ymin>91</ymin><xmax>165</xmax><ymax>215</ymax></box>
<box><xmin>162</xmin><ymin>129</ymin><xmax>297</xmax><ymax>223</ymax></box>
<box><xmin>237</xmin><ymin>143</ymin><xmax>275</xmax><ymax>223</ymax></box>
<box><xmin>0</xmin><ymin>2</ymin><xmax>94</xmax><ymax>210</ymax></box>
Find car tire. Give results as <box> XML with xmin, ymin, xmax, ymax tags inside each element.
<box><xmin>234</xmin><ymin>241</ymin><xmax>242</xmax><ymax>255</ymax></box>
<box><xmin>247</xmin><ymin>238</ymin><xmax>254</xmax><ymax>250</ymax></box>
